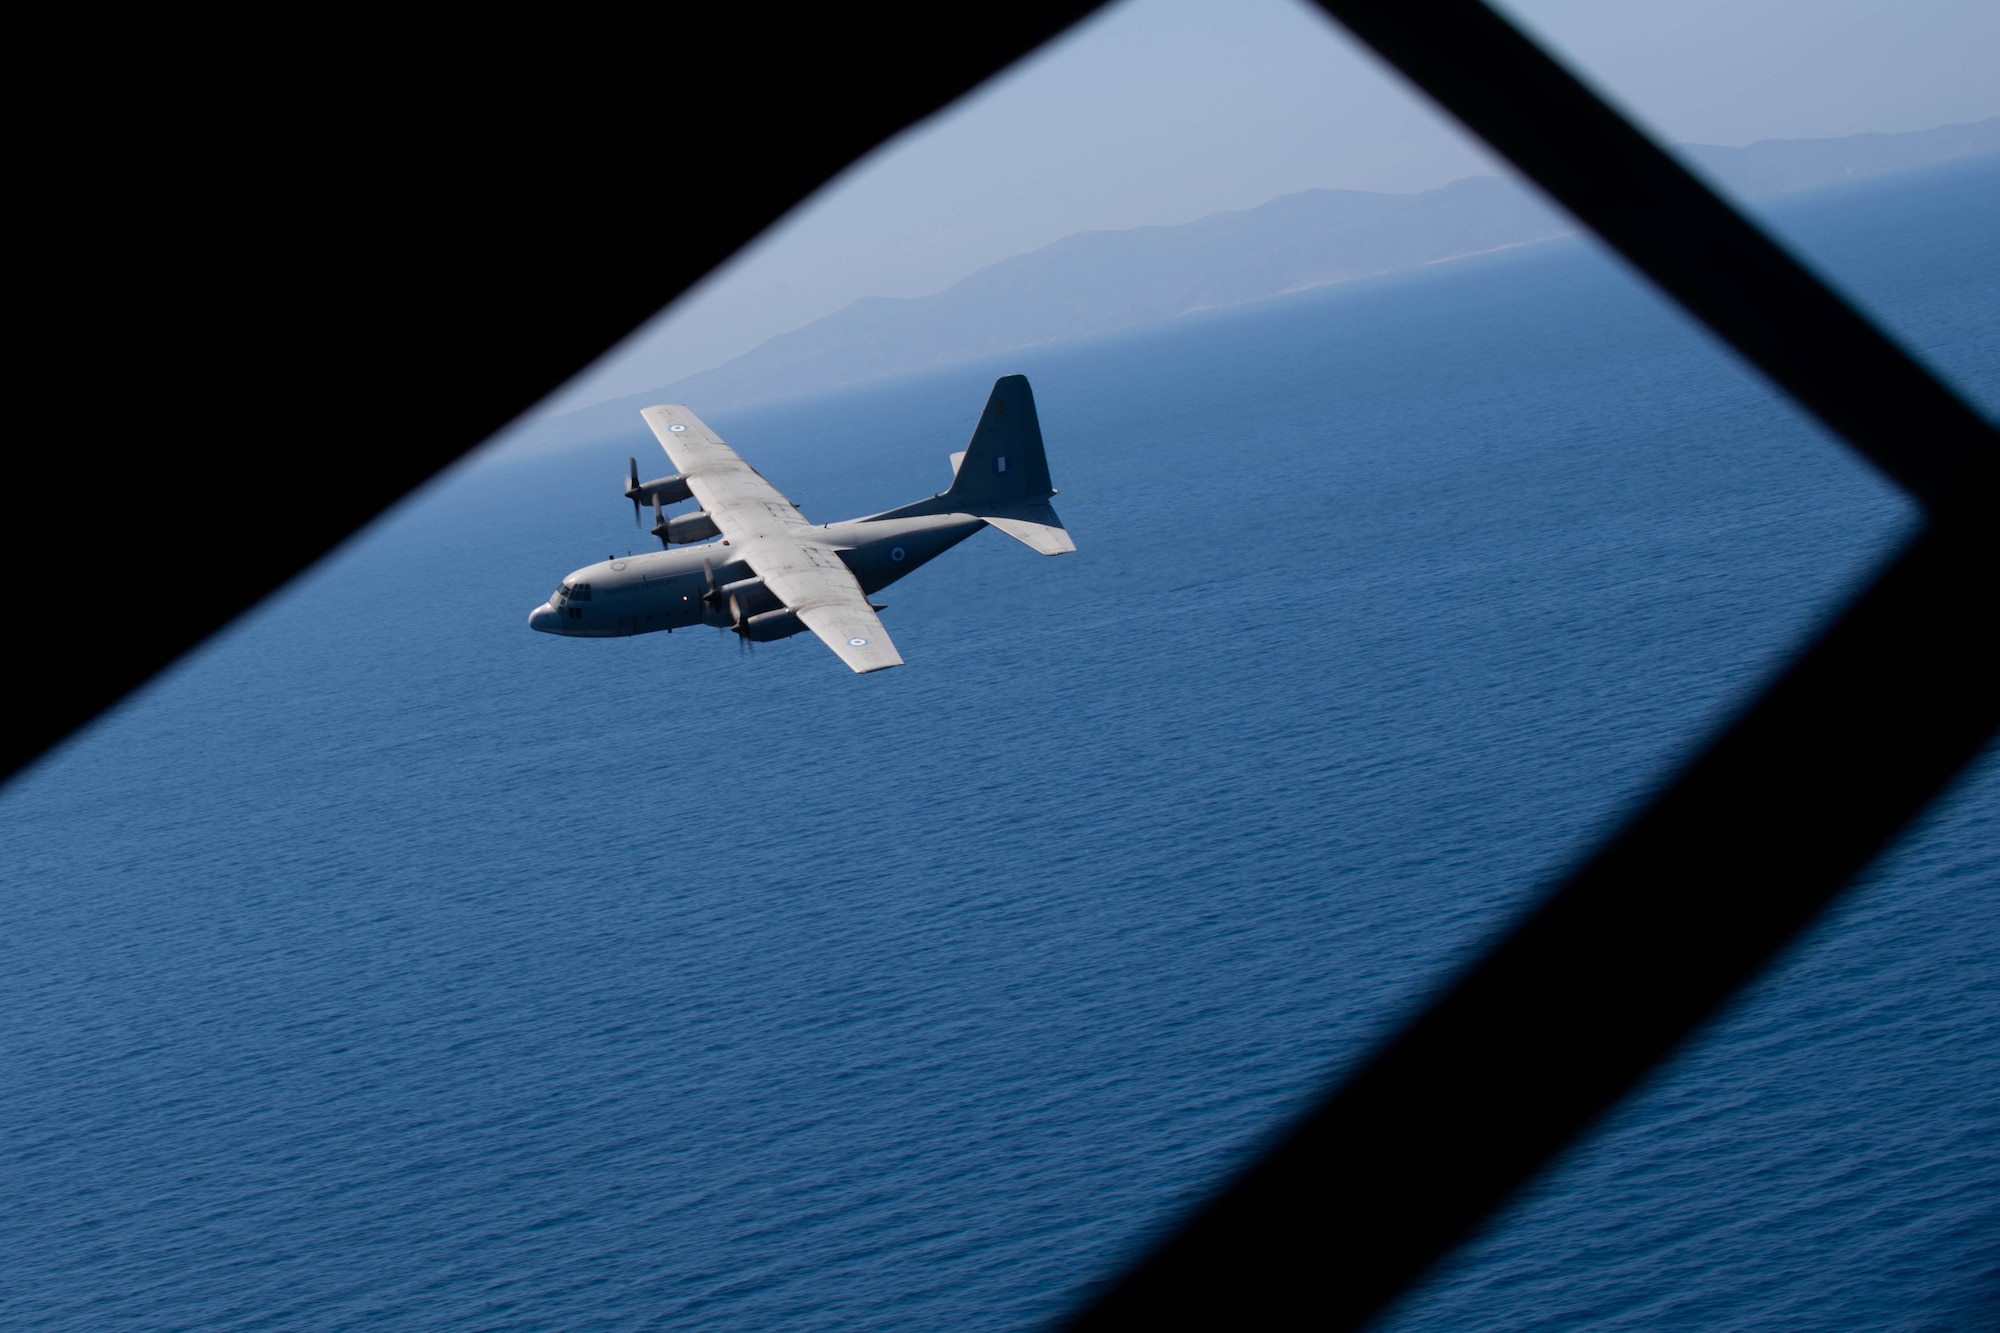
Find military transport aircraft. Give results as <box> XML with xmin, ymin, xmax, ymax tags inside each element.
<box><xmin>528</xmin><ymin>374</ymin><xmax>1074</xmax><ymax>672</ymax></box>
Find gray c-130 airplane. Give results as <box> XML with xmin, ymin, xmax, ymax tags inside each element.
<box><xmin>528</xmin><ymin>374</ymin><xmax>1074</xmax><ymax>672</ymax></box>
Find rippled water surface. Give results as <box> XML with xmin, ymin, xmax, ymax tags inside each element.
<box><xmin>4</xmin><ymin>161</ymin><xmax>1995</xmax><ymax>1330</ymax></box>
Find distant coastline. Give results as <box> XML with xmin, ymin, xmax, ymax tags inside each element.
<box><xmin>634</xmin><ymin>118</ymin><xmax>1998</xmax><ymax>415</ymax></box>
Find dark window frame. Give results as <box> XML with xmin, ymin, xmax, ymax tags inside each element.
<box><xmin>10</xmin><ymin>4</ymin><xmax>1992</xmax><ymax>1326</ymax></box>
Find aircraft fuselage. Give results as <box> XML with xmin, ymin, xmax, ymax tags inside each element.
<box><xmin>529</xmin><ymin>511</ymin><xmax>984</xmax><ymax>640</ymax></box>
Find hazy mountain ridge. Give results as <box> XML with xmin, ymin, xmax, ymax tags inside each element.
<box><xmin>657</xmin><ymin>119</ymin><xmax>1997</xmax><ymax>412</ymax></box>
<box><xmin>1684</xmin><ymin>118</ymin><xmax>1999</xmax><ymax>198</ymax></box>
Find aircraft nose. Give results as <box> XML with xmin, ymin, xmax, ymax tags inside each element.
<box><xmin>528</xmin><ymin>602</ymin><xmax>562</xmax><ymax>633</ymax></box>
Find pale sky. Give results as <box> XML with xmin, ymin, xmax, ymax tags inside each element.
<box><xmin>540</xmin><ymin>0</ymin><xmax>2000</xmax><ymax>413</ymax></box>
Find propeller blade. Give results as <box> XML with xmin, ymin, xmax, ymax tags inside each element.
<box><xmin>652</xmin><ymin>494</ymin><xmax>669</xmax><ymax>549</ymax></box>
<box><xmin>628</xmin><ymin>457</ymin><xmax>643</xmax><ymax>526</ymax></box>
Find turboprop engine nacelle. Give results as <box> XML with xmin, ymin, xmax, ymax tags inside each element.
<box><xmin>667</xmin><ymin>511</ymin><xmax>721</xmax><ymax>544</ymax></box>
<box><xmin>710</xmin><ymin>575</ymin><xmax>780</xmax><ymax>622</ymax></box>
<box><xmin>706</xmin><ymin>573</ymin><xmax>800</xmax><ymax>643</ymax></box>
<box><xmin>741</xmin><ymin>608</ymin><xmax>804</xmax><ymax>641</ymax></box>
<box><xmin>637</xmin><ymin>475</ymin><xmax>692</xmax><ymax>504</ymax></box>
<box><xmin>625</xmin><ymin>459</ymin><xmax>693</xmax><ymax>509</ymax></box>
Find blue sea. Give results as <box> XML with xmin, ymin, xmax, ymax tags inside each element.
<box><xmin>4</xmin><ymin>159</ymin><xmax>1996</xmax><ymax>1331</ymax></box>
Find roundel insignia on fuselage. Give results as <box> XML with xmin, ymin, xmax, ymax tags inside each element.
<box><xmin>890</xmin><ymin>546</ymin><xmax>906</xmax><ymax>562</ymax></box>
<box><xmin>848</xmin><ymin>637</ymin><xmax>869</xmax><ymax>647</ymax></box>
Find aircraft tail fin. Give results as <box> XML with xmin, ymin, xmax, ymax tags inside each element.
<box><xmin>943</xmin><ymin>375</ymin><xmax>1074</xmax><ymax>555</ymax></box>
<box><xmin>946</xmin><ymin>375</ymin><xmax>1055</xmax><ymax>508</ymax></box>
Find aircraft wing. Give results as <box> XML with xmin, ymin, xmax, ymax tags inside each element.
<box><xmin>751</xmin><ymin>546</ymin><xmax>904</xmax><ymax>673</ymax></box>
<box><xmin>643</xmin><ymin>404</ymin><xmax>904</xmax><ymax>673</ymax></box>
<box><xmin>643</xmin><ymin>404</ymin><xmax>795</xmax><ymax>516</ymax></box>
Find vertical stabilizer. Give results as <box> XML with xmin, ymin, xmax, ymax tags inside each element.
<box><xmin>939</xmin><ymin>375</ymin><xmax>1074</xmax><ymax>554</ymax></box>
<box><xmin>944</xmin><ymin>375</ymin><xmax>1055</xmax><ymax>507</ymax></box>
<box><xmin>872</xmin><ymin>375</ymin><xmax>1075</xmax><ymax>554</ymax></box>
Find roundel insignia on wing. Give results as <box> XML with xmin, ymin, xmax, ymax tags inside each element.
<box><xmin>667</xmin><ymin>423</ymin><xmax>687</xmax><ymax>432</ymax></box>
<box><xmin>890</xmin><ymin>546</ymin><xmax>907</xmax><ymax>562</ymax></box>
<box><xmin>848</xmin><ymin>637</ymin><xmax>869</xmax><ymax>647</ymax></box>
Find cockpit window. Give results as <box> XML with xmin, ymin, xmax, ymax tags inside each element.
<box><xmin>571</xmin><ymin>583</ymin><xmax>592</xmax><ymax>601</ymax></box>
<box><xmin>553</xmin><ymin>584</ymin><xmax>570</xmax><ymax>604</ymax></box>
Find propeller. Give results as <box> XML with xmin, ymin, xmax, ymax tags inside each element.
<box><xmin>626</xmin><ymin>457</ymin><xmax>644</xmax><ymax>527</ymax></box>
<box><xmin>730</xmin><ymin>592</ymin><xmax>751</xmax><ymax>653</ymax></box>
<box><xmin>651</xmin><ymin>494</ymin><xmax>671</xmax><ymax>549</ymax></box>
<box><xmin>702</xmin><ymin>563</ymin><xmax>754</xmax><ymax>653</ymax></box>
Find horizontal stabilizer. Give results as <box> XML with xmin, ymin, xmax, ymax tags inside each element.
<box><xmin>983</xmin><ymin>501</ymin><xmax>1076</xmax><ymax>555</ymax></box>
